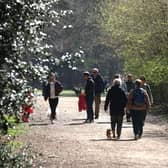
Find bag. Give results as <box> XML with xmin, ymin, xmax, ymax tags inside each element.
<box><xmin>78</xmin><ymin>93</ymin><xmax>87</xmax><ymax>112</ymax></box>
<box><xmin>132</xmin><ymin>88</ymin><xmax>145</xmax><ymax>106</ymax></box>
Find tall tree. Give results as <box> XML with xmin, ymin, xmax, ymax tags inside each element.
<box><xmin>0</xmin><ymin>0</ymin><xmax>71</xmax><ymax>122</ymax></box>
<box><xmin>47</xmin><ymin>0</ymin><xmax>123</xmax><ymax>87</ymax></box>
<box><xmin>100</xmin><ymin>0</ymin><xmax>168</xmax><ymax>83</ymax></box>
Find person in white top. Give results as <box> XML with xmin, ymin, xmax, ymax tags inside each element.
<box><xmin>43</xmin><ymin>72</ymin><xmax>63</xmax><ymax>124</ymax></box>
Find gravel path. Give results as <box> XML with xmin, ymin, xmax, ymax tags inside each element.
<box><xmin>18</xmin><ymin>96</ymin><xmax>168</xmax><ymax>168</ymax></box>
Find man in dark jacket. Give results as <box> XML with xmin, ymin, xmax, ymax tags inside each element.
<box><xmin>92</xmin><ymin>68</ymin><xmax>104</xmax><ymax>119</ymax></box>
<box><xmin>83</xmin><ymin>71</ymin><xmax>95</xmax><ymax>123</ymax></box>
<box><xmin>43</xmin><ymin>72</ymin><xmax>63</xmax><ymax>124</ymax></box>
<box><xmin>104</xmin><ymin>79</ymin><xmax>127</xmax><ymax>139</ymax></box>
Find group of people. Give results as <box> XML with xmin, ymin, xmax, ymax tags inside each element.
<box><xmin>42</xmin><ymin>69</ymin><xmax>153</xmax><ymax>140</ymax></box>
<box><xmin>42</xmin><ymin>68</ymin><xmax>105</xmax><ymax>125</ymax></box>
<box><xmin>83</xmin><ymin>69</ymin><xmax>153</xmax><ymax>140</ymax></box>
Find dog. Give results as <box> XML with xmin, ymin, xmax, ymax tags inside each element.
<box><xmin>106</xmin><ymin>129</ymin><xmax>112</xmax><ymax>139</ymax></box>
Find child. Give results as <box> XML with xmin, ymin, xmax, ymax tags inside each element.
<box><xmin>22</xmin><ymin>89</ymin><xmax>34</xmax><ymax>122</ymax></box>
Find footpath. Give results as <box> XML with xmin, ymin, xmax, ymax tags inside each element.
<box><xmin>18</xmin><ymin>96</ymin><xmax>168</xmax><ymax>168</ymax></box>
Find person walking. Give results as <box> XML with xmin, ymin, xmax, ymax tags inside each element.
<box><xmin>43</xmin><ymin>72</ymin><xmax>63</xmax><ymax>124</ymax></box>
<box><xmin>104</xmin><ymin>79</ymin><xmax>127</xmax><ymax>139</ymax></box>
<box><xmin>125</xmin><ymin>74</ymin><xmax>135</xmax><ymax>122</ymax></box>
<box><xmin>91</xmin><ymin>68</ymin><xmax>105</xmax><ymax>119</ymax></box>
<box><xmin>140</xmin><ymin>75</ymin><xmax>153</xmax><ymax>105</ymax></box>
<box><xmin>113</xmin><ymin>74</ymin><xmax>127</xmax><ymax>94</ymax></box>
<box><xmin>83</xmin><ymin>71</ymin><xmax>95</xmax><ymax>123</ymax></box>
<box><xmin>127</xmin><ymin>79</ymin><xmax>151</xmax><ymax>140</ymax></box>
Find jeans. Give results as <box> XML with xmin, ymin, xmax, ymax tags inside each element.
<box><xmin>86</xmin><ymin>96</ymin><xmax>94</xmax><ymax>121</ymax></box>
<box><xmin>49</xmin><ymin>98</ymin><xmax>58</xmax><ymax>120</ymax></box>
<box><xmin>110</xmin><ymin>115</ymin><xmax>123</xmax><ymax>137</ymax></box>
<box><xmin>131</xmin><ymin>110</ymin><xmax>147</xmax><ymax>136</ymax></box>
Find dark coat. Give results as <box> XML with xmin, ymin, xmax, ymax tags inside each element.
<box><xmin>92</xmin><ymin>74</ymin><xmax>104</xmax><ymax>95</ymax></box>
<box><xmin>85</xmin><ymin>77</ymin><xmax>95</xmax><ymax>98</ymax></box>
<box><xmin>43</xmin><ymin>80</ymin><xmax>63</xmax><ymax>100</ymax></box>
<box><xmin>104</xmin><ymin>85</ymin><xmax>127</xmax><ymax>116</ymax></box>
<box><xmin>125</xmin><ymin>80</ymin><xmax>135</xmax><ymax>92</ymax></box>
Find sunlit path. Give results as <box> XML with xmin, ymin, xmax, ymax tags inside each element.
<box><xmin>17</xmin><ymin>96</ymin><xmax>168</xmax><ymax>168</ymax></box>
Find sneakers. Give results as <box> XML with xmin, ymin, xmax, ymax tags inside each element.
<box><xmin>51</xmin><ymin>120</ymin><xmax>55</xmax><ymax>124</ymax></box>
<box><xmin>50</xmin><ymin>114</ymin><xmax>56</xmax><ymax>124</ymax></box>
<box><xmin>84</xmin><ymin>119</ymin><xmax>94</xmax><ymax>123</ymax></box>
<box><xmin>84</xmin><ymin>119</ymin><xmax>90</xmax><ymax>123</ymax></box>
<box><xmin>50</xmin><ymin>117</ymin><xmax>55</xmax><ymax>124</ymax></box>
<box><xmin>95</xmin><ymin>116</ymin><xmax>99</xmax><ymax>119</ymax></box>
<box><xmin>90</xmin><ymin>120</ymin><xmax>94</xmax><ymax>123</ymax></box>
<box><xmin>138</xmin><ymin>134</ymin><xmax>142</xmax><ymax>139</ymax></box>
<box><xmin>134</xmin><ymin>135</ymin><xmax>138</xmax><ymax>140</ymax></box>
<box><xmin>134</xmin><ymin>134</ymin><xmax>142</xmax><ymax>140</ymax></box>
<box><xmin>117</xmin><ymin>136</ymin><xmax>120</xmax><ymax>140</ymax></box>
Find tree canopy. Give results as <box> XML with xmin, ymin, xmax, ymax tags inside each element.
<box><xmin>100</xmin><ymin>0</ymin><xmax>168</xmax><ymax>84</ymax></box>
<box><xmin>0</xmin><ymin>0</ymin><xmax>123</xmax><ymax>122</ymax></box>
<box><xmin>0</xmin><ymin>0</ymin><xmax>73</xmax><ymax>119</ymax></box>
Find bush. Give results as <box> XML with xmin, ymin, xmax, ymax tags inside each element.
<box><xmin>0</xmin><ymin>144</ymin><xmax>39</xmax><ymax>168</ymax></box>
<box><xmin>151</xmin><ymin>82</ymin><xmax>168</xmax><ymax>105</ymax></box>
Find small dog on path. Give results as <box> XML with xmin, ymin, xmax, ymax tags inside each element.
<box><xmin>106</xmin><ymin>129</ymin><xmax>112</xmax><ymax>139</ymax></box>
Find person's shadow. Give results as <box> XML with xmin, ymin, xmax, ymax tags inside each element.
<box><xmin>66</xmin><ymin>122</ymin><xmax>86</xmax><ymax>126</ymax></box>
<box><xmin>64</xmin><ymin>118</ymin><xmax>87</xmax><ymax>126</ymax></box>
<box><xmin>72</xmin><ymin>118</ymin><xmax>86</xmax><ymax>121</ymax></box>
<box><xmin>90</xmin><ymin>138</ymin><xmax>135</xmax><ymax>142</ymax></box>
<box><xmin>29</xmin><ymin>123</ymin><xmax>49</xmax><ymax>127</ymax></box>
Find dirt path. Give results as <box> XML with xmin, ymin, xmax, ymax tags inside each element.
<box><xmin>18</xmin><ymin>97</ymin><xmax>168</xmax><ymax>168</ymax></box>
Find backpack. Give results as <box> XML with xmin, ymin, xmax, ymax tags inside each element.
<box><xmin>132</xmin><ymin>88</ymin><xmax>146</xmax><ymax>106</ymax></box>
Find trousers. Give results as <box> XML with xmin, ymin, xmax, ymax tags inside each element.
<box><xmin>94</xmin><ymin>95</ymin><xmax>101</xmax><ymax>118</ymax></box>
<box><xmin>86</xmin><ymin>96</ymin><xmax>94</xmax><ymax>121</ymax></box>
<box><xmin>131</xmin><ymin>110</ymin><xmax>147</xmax><ymax>136</ymax></box>
<box><xmin>110</xmin><ymin>115</ymin><xmax>123</xmax><ymax>137</ymax></box>
<box><xmin>49</xmin><ymin>98</ymin><xmax>58</xmax><ymax>120</ymax></box>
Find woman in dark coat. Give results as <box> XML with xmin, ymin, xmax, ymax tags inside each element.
<box><xmin>104</xmin><ymin>79</ymin><xmax>127</xmax><ymax>139</ymax></box>
<box><xmin>43</xmin><ymin>73</ymin><xmax>63</xmax><ymax>124</ymax></box>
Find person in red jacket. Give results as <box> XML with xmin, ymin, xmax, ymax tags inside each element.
<box><xmin>22</xmin><ymin>89</ymin><xmax>34</xmax><ymax>122</ymax></box>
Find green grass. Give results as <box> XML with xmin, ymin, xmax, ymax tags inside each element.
<box><xmin>8</xmin><ymin>123</ymin><xmax>27</xmax><ymax>137</ymax></box>
<box><xmin>60</xmin><ymin>90</ymin><xmax>76</xmax><ymax>97</ymax></box>
<box><xmin>0</xmin><ymin>116</ymin><xmax>28</xmax><ymax>150</ymax></box>
<box><xmin>1</xmin><ymin>115</ymin><xmax>28</xmax><ymax>138</ymax></box>
<box><xmin>36</xmin><ymin>89</ymin><xmax>107</xmax><ymax>97</ymax></box>
<box><xmin>8</xmin><ymin>121</ymin><xmax>28</xmax><ymax>150</ymax></box>
<box><xmin>35</xmin><ymin>89</ymin><xmax>77</xmax><ymax>97</ymax></box>
<box><xmin>5</xmin><ymin>116</ymin><xmax>27</xmax><ymax>137</ymax></box>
